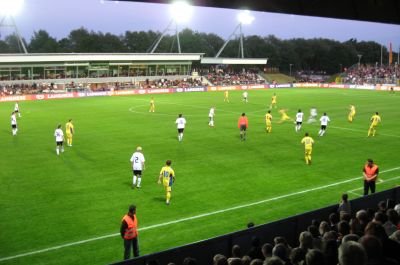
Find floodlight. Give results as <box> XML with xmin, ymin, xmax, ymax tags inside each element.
<box><xmin>0</xmin><ymin>0</ymin><xmax>24</xmax><ymax>16</ymax></box>
<box><xmin>237</xmin><ymin>10</ymin><xmax>254</xmax><ymax>25</ymax></box>
<box><xmin>169</xmin><ymin>1</ymin><xmax>192</xmax><ymax>23</ymax></box>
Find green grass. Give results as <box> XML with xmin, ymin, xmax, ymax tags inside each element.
<box><xmin>0</xmin><ymin>88</ymin><xmax>399</xmax><ymax>265</ymax></box>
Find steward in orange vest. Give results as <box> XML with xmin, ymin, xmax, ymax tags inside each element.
<box><xmin>238</xmin><ymin>113</ymin><xmax>249</xmax><ymax>141</ymax></box>
<box><xmin>121</xmin><ymin>204</ymin><xmax>139</xmax><ymax>259</ymax></box>
<box><xmin>363</xmin><ymin>159</ymin><xmax>379</xmax><ymax>196</ymax></box>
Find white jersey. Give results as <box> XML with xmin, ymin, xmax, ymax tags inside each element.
<box><xmin>243</xmin><ymin>92</ymin><xmax>248</xmax><ymax>98</ymax></box>
<box><xmin>130</xmin><ymin>152</ymin><xmax>145</xmax><ymax>171</ymax></box>
<box><xmin>310</xmin><ymin>108</ymin><xmax>317</xmax><ymax>117</ymax></box>
<box><xmin>11</xmin><ymin>114</ymin><xmax>17</xmax><ymax>125</ymax></box>
<box><xmin>296</xmin><ymin>112</ymin><xmax>304</xmax><ymax>122</ymax></box>
<box><xmin>176</xmin><ymin>117</ymin><xmax>186</xmax><ymax>129</ymax></box>
<box><xmin>209</xmin><ymin>108</ymin><xmax>215</xmax><ymax>118</ymax></box>
<box><xmin>14</xmin><ymin>103</ymin><xmax>19</xmax><ymax>111</ymax></box>
<box><xmin>320</xmin><ymin>115</ymin><xmax>330</xmax><ymax>126</ymax></box>
<box><xmin>54</xmin><ymin>128</ymin><xmax>64</xmax><ymax>142</ymax></box>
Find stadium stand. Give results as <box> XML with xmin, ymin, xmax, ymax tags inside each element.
<box><xmin>111</xmin><ymin>187</ymin><xmax>400</xmax><ymax>265</ymax></box>
<box><xmin>341</xmin><ymin>64</ymin><xmax>400</xmax><ymax>85</ymax></box>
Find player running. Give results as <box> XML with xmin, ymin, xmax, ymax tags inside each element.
<box><xmin>224</xmin><ymin>90</ymin><xmax>230</xmax><ymax>102</ymax></box>
<box><xmin>295</xmin><ymin>109</ymin><xmax>304</xmax><ymax>132</ymax></box>
<box><xmin>65</xmin><ymin>119</ymin><xmax>74</xmax><ymax>146</ymax></box>
<box><xmin>278</xmin><ymin>109</ymin><xmax>293</xmax><ymax>123</ymax></box>
<box><xmin>238</xmin><ymin>113</ymin><xmax>249</xmax><ymax>141</ymax></box>
<box><xmin>54</xmin><ymin>124</ymin><xmax>64</xmax><ymax>156</ymax></box>
<box><xmin>14</xmin><ymin>102</ymin><xmax>21</xmax><ymax>117</ymax></box>
<box><xmin>242</xmin><ymin>91</ymin><xmax>248</xmax><ymax>103</ymax></box>
<box><xmin>270</xmin><ymin>93</ymin><xmax>277</xmax><ymax>109</ymax></box>
<box><xmin>158</xmin><ymin>160</ymin><xmax>175</xmax><ymax>205</ymax></box>
<box><xmin>307</xmin><ymin>107</ymin><xmax>317</xmax><ymax>123</ymax></box>
<box><xmin>149</xmin><ymin>97</ymin><xmax>155</xmax><ymax>113</ymax></box>
<box><xmin>318</xmin><ymin>113</ymin><xmax>330</xmax><ymax>136</ymax></box>
<box><xmin>11</xmin><ymin>112</ymin><xmax>17</xmax><ymax>136</ymax></box>
<box><xmin>175</xmin><ymin>114</ymin><xmax>186</xmax><ymax>141</ymax></box>
<box><xmin>265</xmin><ymin>110</ymin><xmax>272</xmax><ymax>133</ymax></box>
<box><xmin>208</xmin><ymin>106</ymin><xmax>215</xmax><ymax>127</ymax></box>
<box><xmin>301</xmin><ymin>132</ymin><xmax>314</xmax><ymax>165</ymax></box>
<box><xmin>348</xmin><ymin>105</ymin><xmax>356</xmax><ymax>123</ymax></box>
<box><xmin>130</xmin><ymin>146</ymin><xmax>145</xmax><ymax>189</ymax></box>
<box><xmin>367</xmin><ymin>112</ymin><xmax>381</xmax><ymax>137</ymax></box>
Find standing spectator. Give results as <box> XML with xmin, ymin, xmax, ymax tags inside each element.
<box><xmin>338</xmin><ymin>193</ymin><xmax>351</xmax><ymax>217</ymax></box>
<box><xmin>121</xmin><ymin>204</ymin><xmax>139</xmax><ymax>259</ymax></box>
<box><xmin>363</xmin><ymin>159</ymin><xmax>379</xmax><ymax>195</ymax></box>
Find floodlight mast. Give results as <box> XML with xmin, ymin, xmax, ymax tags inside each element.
<box><xmin>149</xmin><ymin>19</ymin><xmax>181</xmax><ymax>53</ymax></box>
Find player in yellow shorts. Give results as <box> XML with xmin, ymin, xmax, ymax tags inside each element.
<box><xmin>265</xmin><ymin>110</ymin><xmax>272</xmax><ymax>133</ymax></box>
<box><xmin>158</xmin><ymin>160</ymin><xmax>175</xmax><ymax>205</ymax></box>
<box><xmin>149</xmin><ymin>97</ymin><xmax>155</xmax><ymax>112</ymax></box>
<box><xmin>301</xmin><ymin>132</ymin><xmax>314</xmax><ymax>165</ymax></box>
<box><xmin>224</xmin><ymin>90</ymin><xmax>229</xmax><ymax>102</ymax></box>
<box><xmin>65</xmin><ymin>119</ymin><xmax>74</xmax><ymax>147</ymax></box>
<box><xmin>367</xmin><ymin>112</ymin><xmax>381</xmax><ymax>137</ymax></box>
<box><xmin>278</xmin><ymin>109</ymin><xmax>293</xmax><ymax>123</ymax></box>
<box><xmin>348</xmin><ymin>105</ymin><xmax>356</xmax><ymax>122</ymax></box>
<box><xmin>270</xmin><ymin>93</ymin><xmax>277</xmax><ymax>109</ymax></box>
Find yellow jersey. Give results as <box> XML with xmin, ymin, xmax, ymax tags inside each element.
<box><xmin>265</xmin><ymin>113</ymin><xmax>272</xmax><ymax>123</ymax></box>
<box><xmin>150</xmin><ymin>99</ymin><xmax>154</xmax><ymax>105</ymax></box>
<box><xmin>66</xmin><ymin>122</ymin><xmax>74</xmax><ymax>135</ymax></box>
<box><xmin>160</xmin><ymin>166</ymin><xmax>175</xmax><ymax>187</ymax></box>
<box><xmin>272</xmin><ymin>95</ymin><xmax>277</xmax><ymax>103</ymax></box>
<box><xmin>370</xmin><ymin>114</ymin><xmax>381</xmax><ymax>126</ymax></box>
<box><xmin>301</xmin><ymin>136</ymin><xmax>314</xmax><ymax>149</ymax></box>
<box><xmin>224</xmin><ymin>91</ymin><xmax>229</xmax><ymax>97</ymax></box>
<box><xmin>350</xmin><ymin>105</ymin><xmax>355</xmax><ymax>114</ymax></box>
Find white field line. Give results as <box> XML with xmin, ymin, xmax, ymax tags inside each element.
<box><xmin>347</xmin><ymin>176</ymin><xmax>400</xmax><ymax>195</ymax></box>
<box><xmin>329</xmin><ymin>125</ymin><xmax>400</xmax><ymax>138</ymax></box>
<box><xmin>1</xmin><ymin>166</ymin><xmax>400</xmax><ymax>262</ymax></box>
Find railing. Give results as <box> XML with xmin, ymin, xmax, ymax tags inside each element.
<box><xmin>110</xmin><ymin>187</ymin><xmax>400</xmax><ymax>265</ymax></box>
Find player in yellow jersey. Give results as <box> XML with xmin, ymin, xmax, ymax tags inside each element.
<box><xmin>149</xmin><ymin>97</ymin><xmax>155</xmax><ymax>112</ymax></box>
<box><xmin>158</xmin><ymin>160</ymin><xmax>175</xmax><ymax>205</ymax></box>
<box><xmin>301</xmin><ymin>132</ymin><xmax>314</xmax><ymax>165</ymax></box>
<box><xmin>224</xmin><ymin>90</ymin><xmax>229</xmax><ymax>102</ymax></box>
<box><xmin>348</xmin><ymin>105</ymin><xmax>356</xmax><ymax>122</ymax></box>
<box><xmin>278</xmin><ymin>109</ymin><xmax>293</xmax><ymax>123</ymax></box>
<box><xmin>65</xmin><ymin>119</ymin><xmax>74</xmax><ymax>147</ymax></box>
<box><xmin>265</xmin><ymin>110</ymin><xmax>272</xmax><ymax>133</ymax></box>
<box><xmin>367</xmin><ymin>112</ymin><xmax>381</xmax><ymax>137</ymax></box>
<box><xmin>270</xmin><ymin>93</ymin><xmax>277</xmax><ymax>109</ymax></box>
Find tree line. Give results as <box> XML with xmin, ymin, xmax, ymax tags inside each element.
<box><xmin>0</xmin><ymin>28</ymin><xmax>395</xmax><ymax>74</ymax></box>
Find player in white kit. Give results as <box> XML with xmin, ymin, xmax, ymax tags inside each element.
<box><xmin>175</xmin><ymin>114</ymin><xmax>186</xmax><ymax>141</ymax></box>
<box><xmin>318</xmin><ymin>113</ymin><xmax>331</xmax><ymax>136</ymax></box>
<box><xmin>54</xmin><ymin>124</ymin><xmax>64</xmax><ymax>155</ymax></box>
<box><xmin>11</xmin><ymin>112</ymin><xmax>17</xmax><ymax>136</ymax></box>
<box><xmin>295</xmin><ymin>109</ymin><xmax>304</xmax><ymax>132</ymax></box>
<box><xmin>14</xmin><ymin>102</ymin><xmax>21</xmax><ymax>117</ymax></box>
<box><xmin>208</xmin><ymin>107</ymin><xmax>215</xmax><ymax>127</ymax></box>
<box><xmin>130</xmin><ymin>146</ymin><xmax>146</xmax><ymax>189</ymax></box>
<box><xmin>242</xmin><ymin>91</ymin><xmax>248</xmax><ymax>103</ymax></box>
<box><xmin>307</xmin><ymin>108</ymin><xmax>318</xmax><ymax>123</ymax></box>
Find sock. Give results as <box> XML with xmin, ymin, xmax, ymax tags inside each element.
<box><xmin>318</xmin><ymin>130</ymin><xmax>322</xmax><ymax>136</ymax></box>
<box><xmin>321</xmin><ymin>130</ymin><xmax>325</xmax><ymax>136</ymax></box>
<box><xmin>70</xmin><ymin>138</ymin><xmax>72</xmax><ymax>145</ymax></box>
<box><xmin>61</xmin><ymin>147</ymin><xmax>64</xmax><ymax>152</ymax></box>
<box><xmin>133</xmin><ymin>175</ymin><xmax>137</xmax><ymax>185</ymax></box>
<box><xmin>180</xmin><ymin>133</ymin><xmax>183</xmax><ymax>140</ymax></box>
<box><xmin>299</xmin><ymin>125</ymin><xmax>302</xmax><ymax>130</ymax></box>
<box><xmin>137</xmin><ymin>177</ymin><xmax>141</xmax><ymax>187</ymax></box>
<box><xmin>56</xmin><ymin>148</ymin><xmax>59</xmax><ymax>155</ymax></box>
<box><xmin>308</xmin><ymin>155</ymin><xmax>312</xmax><ymax>163</ymax></box>
<box><xmin>166</xmin><ymin>191</ymin><xmax>171</xmax><ymax>203</ymax></box>
<box><xmin>305</xmin><ymin>156</ymin><xmax>308</xmax><ymax>164</ymax></box>
<box><xmin>373</xmin><ymin>130</ymin><xmax>376</xmax><ymax>136</ymax></box>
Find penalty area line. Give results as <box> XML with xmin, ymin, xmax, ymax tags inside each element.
<box><xmin>1</xmin><ymin>166</ymin><xmax>400</xmax><ymax>262</ymax></box>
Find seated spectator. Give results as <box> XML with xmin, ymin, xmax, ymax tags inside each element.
<box><xmin>272</xmin><ymin>243</ymin><xmax>291</xmax><ymax>265</ymax></box>
<box><xmin>232</xmin><ymin>244</ymin><xmax>242</xmax><ymax>258</ymax></box>
<box><xmin>264</xmin><ymin>257</ymin><xmax>284</xmax><ymax>265</ymax></box>
<box><xmin>359</xmin><ymin>235</ymin><xmax>398</xmax><ymax>265</ymax></box>
<box><xmin>338</xmin><ymin>241</ymin><xmax>367</xmax><ymax>265</ymax></box>
<box><xmin>305</xmin><ymin>249</ymin><xmax>325</xmax><ymax>265</ymax></box>
<box><xmin>329</xmin><ymin>213</ymin><xmax>340</xmax><ymax>232</ymax></box>
<box><xmin>227</xmin><ymin>257</ymin><xmax>242</xmax><ymax>265</ymax></box>
<box><xmin>289</xmin><ymin>247</ymin><xmax>306</xmax><ymax>265</ymax></box>
<box><xmin>299</xmin><ymin>231</ymin><xmax>314</xmax><ymax>251</ymax></box>
<box><xmin>262</xmin><ymin>243</ymin><xmax>273</xmax><ymax>259</ymax></box>
<box><xmin>342</xmin><ymin>234</ymin><xmax>360</xmax><ymax>243</ymax></box>
<box><xmin>308</xmin><ymin>225</ymin><xmax>322</xmax><ymax>250</ymax></box>
<box><xmin>384</xmin><ymin>209</ymin><xmax>399</xmax><ymax>237</ymax></box>
<box><xmin>242</xmin><ymin>255</ymin><xmax>251</xmax><ymax>265</ymax></box>
<box><xmin>322</xmin><ymin>239</ymin><xmax>338</xmax><ymax>265</ymax></box>
<box><xmin>356</xmin><ymin>210</ymin><xmax>370</xmax><ymax>232</ymax></box>
<box><xmin>319</xmin><ymin>221</ymin><xmax>330</xmax><ymax>237</ymax></box>
<box><xmin>214</xmin><ymin>254</ymin><xmax>228</xmax><ymax>265</ymax></box>
<box><xmin>338</xmin><ymin>221</ymin><xmax>351</xmax><ymax>242</ymax></box>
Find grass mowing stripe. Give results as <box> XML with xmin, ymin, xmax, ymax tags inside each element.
<box><xmin>329</xmin><ymin>125</ymin><xmax>400</xmax><ymax>138</ymax></box>
<box><xmin>347</xmin><ymin>175</ymin><xmax>400</xmax><ymax>194</ymax></box>
<box><xmin>1</xmin><ymin>166</ymin><xmax>399</xmax><ymax>263</ymax></box>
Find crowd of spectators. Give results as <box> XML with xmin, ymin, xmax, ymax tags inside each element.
<box><xmin>295</xmin><ymin>70</ymin><xmax>330</xmax><ymax>83</ymax></box>
<box><xmin>138</xmin><ymin>77</ymin><xmax>204</xmax><ymax>89</ymax></box>
<box><xmin>342</xmin><ymin>64</ymin><xmax>400</xmax><ymax>85</ymax></box>
<box><xmin>0</xmin><ymin>83</ymin><xmax>55</xmax><ymax>95</ymax></box>
<box><xmin>199</xmin><ymin>67</ymin><xmax>266</xmax><ymax>86</ymax></box>
<box><xmin>151</xmin><ymin>195</ymin><xmax>400</xmax><ymax>265</ymax></box>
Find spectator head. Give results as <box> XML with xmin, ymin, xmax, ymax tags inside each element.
<box><xmin>232</xmin><ymin>244</ymin><xmax>241</xmax><ymax>258</ymax></box>
<box><xmin>249</xmin><ymin>259</ymin><xmax>263</xmax><ymax>265</ymax></box>
<box><xmin>299</xmin><ymin>231</ymin><xmax>314</xmax><ymax>250</ymax></box>
<box><xmin>395</xmin><ymin>204</ymin><xmax>400</xmax><ymax>216</ymax></box>
<box><xmin>364</xmin><ymin>222</ymin><xmax>388</xmax><ymax>241</ymax></box>
<box><xmin>359</xmin><ymin>235</ymin><xmax>382</xmax><ymax>261</ymax></box>
<box><xmin>389</xmin><ymin>230</ymin><xmax>400</xmax><ymax>243</ymax></box>
<box><xmin>227</xmin><ymin>257</ymin><xmax>242</xmax><ymax>265</ymax></box>
<box><xmin>373</xmin><ymin>212</ymin><xmax>386</xmax><ymax>224</ymax></box>
<box><xmin>183</xmin><ymin>257</ymin><xmax>197</xmax><ymax>265</ymax></box>
<box><xmin>305</xmin><ymin>249</ymin><xmax>325</xmax><ymax>265</ymax></box>
<box><xmin>319</xmin><ymin>221</ymin><xmax>330</xmax><ymax>236</ymax></box>
<box><xmin>263</xmin><ymin>257</ymin><xmax>284</xmax><ymax>265</ymax></box>
<box><xmin>241</xmin><ymin>255</ymin><xmax>251</xmax><ymax>265</ymax></box>
<box><xmin>213</xmin><ymin>254</ymin><xmax>227</xmax><ymax>265</ymax></box>
<box><xmin>307</xmin><ymin>225</ymin><xmax>320</xmax><ymax>238</ymax></box>
<box><xmin>323</xmin><ymin>231</ymin><xmax>338</xmax><ymax>241</ymax></box>
<box><xmin>329</xmin><ymin>213</ymin><xmax>340</xmax><ymax>226</ymax></box>
<box><xmin>261</xmin><ymin>243</ymin><xmax>273</xmax><ymax>258</ymax></box>
<box><xmin>338</xmin><ymin>241</ymin><xmax>367</xmax><ymax>265</ymax></box>
<box><xmin>341</xmin><ymin>193</ymin><xmax>348</xmax><ymax>202</ymax></box>
<box><xmin>273</xmin><ymin>236</ymin><xmax>287</xmax><ymax>246</ymax></box>
<box><xmin>311</xmin><ymin>219</ymin><xmax>320</xmax><ymax>227</ymax></box>
<box><xmin>338</xmin><ymin>221</ymin><xmax>350</xmax><ymax>237</ymax></box>
<box><xmin>289</xmin><ymin>247</ymin><xmax>306</xmax><ymax>265</ymax></box>
<box><xmin>342</xmin><ymin>234</ymin><xmax>360</xmax><ymax>243</ymax></box>
<box><xmin>356</xmin><ymin>210</ymin><xmax>369</xmax><ymax>224</ymax></box>
<box><xmin>387</xmin><ymin>209</ymin><xmax>399</xmax><ymax>225</ymax></box>
<box><xmin>340</xmin><ymin>213</ymin><xmax>351</xmax><ymax>222</ymax></box>
<box><xmin>272</xmin><ymin>243</ymin><xmax>287</xmax><ymax>261</ymax></box>
<box><xmin>378</xmin><ymin>201</ymin><xmax>387</xmax><ymax>212</ymax></box>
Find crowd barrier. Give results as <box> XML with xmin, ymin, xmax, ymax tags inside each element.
<box><xmin>1</xmin><ymin>83</ymin><xmax>400</xmax><ymax>103</ymax></box>
<box><xmin>110</xmin><ymin>187</ymin><xmax>400</xmax><ymax>265</ymax></box>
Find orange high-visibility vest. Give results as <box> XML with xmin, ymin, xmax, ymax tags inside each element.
<box><xmin>238</xmin><ymin>117</ymin><xmax>248</xmax><ymax>128</ymax></box>
<box><xmin>122</xmin><ymin>214</ymin><xmax>138</xmax><ymax>239</ymax></box>
<box><xmin>364</xmin><ymin>164</ymin><xmax>378</xmax><ymax>180</ymax></box>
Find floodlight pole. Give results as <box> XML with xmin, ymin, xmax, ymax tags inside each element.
<box><xmin>0</xmin><ymin>15</ymin><xmax>28</xmax><ymax>54</ymax></box>
<box><xmin>149</xmin><ymin>19</ymin><xmax>181</xmax><ymax>54</ymax></box>
<box><xmin>215</xmin><ymin>23</ymin><xmax>244</xmax><ymax>58</ymax></box>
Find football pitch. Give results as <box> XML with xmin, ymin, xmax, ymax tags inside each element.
<box><xmin>0</xmin><ymin>88</ymin><xmax>399</xmax><ymax>265</ymax></box>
